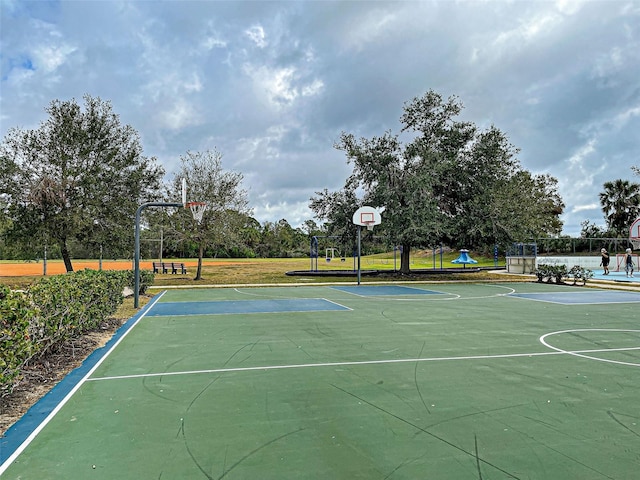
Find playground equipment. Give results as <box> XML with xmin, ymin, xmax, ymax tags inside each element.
<box><xmin>325</xmin><ymin>248</ymin><xmax>344</xmax><ymax>263</ymax></box>
<box><xmin>310</xmin><ymin>236</ymin><xmax>350</xmax><ymax>271</ymax></box>
<box><xmin>451</xmin><ymin>249</ymin><xmax>478</xmax><ymax>268</ymax></box>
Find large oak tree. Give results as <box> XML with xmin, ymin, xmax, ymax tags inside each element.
<box><xmin>0</xmin><ymin>95</ymin><xmax>164</xmax><ymax>271</ymax></box>
<box><xmin>311</xmin><ymin>90</ymin><xmax>564</xmax><ymax>273</ymax></box>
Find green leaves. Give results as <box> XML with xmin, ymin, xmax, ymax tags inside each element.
<box><xmin>0</xmin><ymin>270</ymin><xmax>131</xmax><ymax>395</ymax></box>
<box><xmin>599</xmin><ymin>179</ymin><xmax>640</xmax><ymax>236</ymax></box>
<box><xmin>314</xmin><ymin>89</ymin><xmax>566</xmax><ymax>273</ymax></box>
<box><xmin>0</xmin><ymin>95</ymin><xmax>164</xmax><ymax>271</ymax></box>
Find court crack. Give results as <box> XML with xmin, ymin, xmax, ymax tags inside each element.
<box><xmin>414</xmin><ymin>341</ymin><xmax>431</xmax><ymax>414</ymax></box>
<box><xmin>217</xmin><ymin>427</ymin><xmax>306</xmax><ymax>479</ymax></box>
<box><xmin>330</xmin><ymin>383</ymin><xmax>521</xmax><ymax>479</ymax></box>
<box><xmin>607</xmin><ymin>410</ymin><xmax>640</xmax><ymax>438</ymax></box>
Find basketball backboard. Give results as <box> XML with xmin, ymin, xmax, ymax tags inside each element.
<box><xmin>630</xmin><ymin>217</ymin><xmax>640</xmax><ymax>250</ymax></box>
<box><xmin>630</xmin><ymin>217</ymin><xmax>640</xmax><ymax>240</ymax></box>
<box><xmin>352</xmin><ymin>206</ymin><xmax>382</xmax><ymax>229</ymax></box>
<box><xmin>182</xmin><ymin>178</ymin><xmax>187</xmax><ymax>207</ymax></box>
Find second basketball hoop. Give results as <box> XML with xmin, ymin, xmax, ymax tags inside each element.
<box><xmin>186</xmin><ymin>201</ymin><xmax>207</xmax><ymax>224</ymax></box>
<box><xmin>352</xmin><ymin>206</ymin><xmax>382</xmax><ymax>231</ymax></box>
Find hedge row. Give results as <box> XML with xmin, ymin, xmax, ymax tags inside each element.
<box><xmin>0</xmin><ymin>269</ymin><xmax>154</xmax><ymax>395</ymax></box>
<box><xmin>535</xmin><ymin>264</ymin><xmax>594</xmax><ymax>285</ymax></box>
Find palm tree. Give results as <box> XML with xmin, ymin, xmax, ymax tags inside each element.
<box><xmin>599</xmin><ymin>179</ymin><xmax>640</xmax><ymax>236</ymax></box>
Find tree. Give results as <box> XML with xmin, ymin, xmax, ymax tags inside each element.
<box><xmin>599</xmin><ymin>179</ymin><xmax>640</xmax><ymax>236</ymax></box>
<box><xmin>312</xmin><ymin>90</ymin><xmax>564</xmax><ymax>273</ymax></box>
<box><xmin>580</xmin><ymin>220</ymin><xmax>606</xmax><ymax>238</ymax></box>
<box><xmin>169</xmin><ymin>150</ymin><xmax>251</xmax><ymax>280</ymax></box>
<box><xmin>0</xmin><ymin>95</ymin><xmax>164</xmax><ymax>271</ymax></box>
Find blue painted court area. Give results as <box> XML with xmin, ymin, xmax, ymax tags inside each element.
<box><xmin>331</xmin><ymin>285</ymin><xmax>441</xmax><ymax>296</ymax></box>
<box><xmin>146</xmin><ymin>298</ymin><xmax>350</xmax><ymax>316</ymax></box>
<box><xmin>510</xmin><ymin>290</ymin><xmax>640</xmax><ymax>305</ymax></box>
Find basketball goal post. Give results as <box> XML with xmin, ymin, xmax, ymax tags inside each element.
<box><xmin>134</xmin><ymin>179</ymin><xmax>206</xmax><ymax>307</ymax></box>
<box><xmin>619</xmin><ymin>217</ymin><xmax>640</xmax><ymax>272</ymax></box>
<box><xmin>352</xmin><ymin>206</ymin><xmax>383</xmax><ymax>285</ymax></box>
<box><xmin>615</xmin><ymin>253</ymin><xmax>640</xmax><ymax>272</ymax></box>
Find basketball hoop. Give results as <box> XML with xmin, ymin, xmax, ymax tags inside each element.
<box><xmin>186</xmin><ymin>201</ymin><xmax>207</xmax><ymax>224</ymax></box>
<box><xmin>631</xmin><ymin>239</ymin><xmax>640</xmax><ymax>251</ymax></box>
<box><xmin>363</xmin><ymin>221</ymin><xmax>375</xmax><ymax>231</ymax></box>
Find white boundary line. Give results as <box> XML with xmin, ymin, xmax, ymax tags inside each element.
<box><xmin>0</xmin><ymin>292</ymin><xmax>166</xmax><ymax>476</ymax></box>
<box><xmin>509</xmin><ymin>291</ymin><xmax>640</xmax><ymax>305</ymax></box>
<box><xmin>540</xmin><ymin>328</ymin><xmax>640</xmax><ymax>367</ymax></box>
<box><xmin>86</xmin><ymin>344</ymin><xmax>640</xmax><ymax>383</ymax></box>
<box><xmin>329</xmin><ymin>285</ymin><xmax>446</xmax><ymax>298</ymax></box>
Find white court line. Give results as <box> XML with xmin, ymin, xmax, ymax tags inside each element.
<box><xmin>0</xmin><ymin>292</ymin><xmax>167</xmax><ymax>476</ymax></box>
<box><xmin>540</xmin><ymin>329</ymin><xmax>640</xmax><ymax>367</ymax></box>
<box><xmin>87</xmin><ymin>345</ymin><xmax>640</xmax><ymax>382</ymax></box>
<box><xmin>394</xmin><ymin>284</ymin><xmax>517</xmax><ymax>302</ymax></box>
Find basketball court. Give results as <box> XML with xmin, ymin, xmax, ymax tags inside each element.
<box><xmin>2</xmin><ymin>282</ymin><xmax>640</xmax><ymax>479</ymax></box>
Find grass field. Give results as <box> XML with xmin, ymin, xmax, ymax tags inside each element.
<box><xmin>0</xmin><ymin>252</ymin><xmax>508</xmax><ymax>289</ymax></box>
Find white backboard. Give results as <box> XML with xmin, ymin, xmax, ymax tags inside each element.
<box><xmin>352</xmin><ymin>206</ymin><xmax>382</xmax><ymax>227</ymax></box>
<box><xmin>630</xmin><ymin>217</ymin><xmax>640</xmax><ymax>239</ymax></box>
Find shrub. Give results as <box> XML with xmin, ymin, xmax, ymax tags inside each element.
<box><xmin>129</xmin><ymin>269</ymin><xmax>155</xmax><ymax>294</ymax></box>
<box><xmin>26</xmin><ymin>269</ymin><xmax>128</xmax><ymax>358</ymax></box>
<box><xmin>1</xmin><ymin>270</ymin><xmax>132</xmax><ymax>394</ymax></box>
<box><xmin>534</xmin><ymin>264</ymin><xmax>568</xmax><ymax>284</ymax></box>
<box><xmin>568</xmin><ymin>265</ymin><xmax>594</xmax><ymax>286</ymax></box>
<box><xmin>0</xmin><ymin>286</ymin><xmax>36</xmax><ymax>395</ymax></box>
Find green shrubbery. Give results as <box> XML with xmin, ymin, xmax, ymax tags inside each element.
<box><xmin>534</xmin><ymin>264</ymin><xmax>593</xmax><ymax>285</ymax></box>
<box><xmin>0</xmin><ymin>269</ymin><xmax>153</xmax><ymax>395</ymax></box>
<box><xmin>0</xmin><ymin>285</ymin><xmax>36</xmax><ymax>392</ymax></box>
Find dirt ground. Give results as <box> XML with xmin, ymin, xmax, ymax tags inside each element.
<box><xmin>0</xmin><ymin>260</ymin><xmax>158</xmax><ymax>277</ymax></box>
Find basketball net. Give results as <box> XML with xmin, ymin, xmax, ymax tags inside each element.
<box><xmin>363</xmin><ymin>221</ymin><xmax>375</xmax><ymax>231</ymax></box>
<box><xmin>186</xmin><ymin>201</ymin><xmax>207</xmax><ymax>224</ymax></box>
<box><xmin>631</xmin><ymin>239</ymin><xmax>640</xmax><ymax>251</ymax></box>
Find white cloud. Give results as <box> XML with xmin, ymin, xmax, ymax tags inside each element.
<box><xmin>572</xmin><ymin>203</ymin><xmax>599</xmax><ymax>213</ymax></box>
<box><xmin>157</xmin><ymin>99</ymin><xmax>202</xmax><ymax>131</ymax></box>
<box><xmin>245</xmin><ymin>25</ymin><xmax>267</xmax><ymax>48</ymax></box>
<box><xmin>341</xmin><ymin>9</ymin><xmax>398</xmax><ymax>51</ymax></box>
<box><xmin>1</xmin><ymin>0</ymin><xmax>638</xmax><ymax>235</ymax></box>
<box><xmin>243</xmin><ymin>64</ymin><xmax>323</xmax><ymax>107</ymax></box>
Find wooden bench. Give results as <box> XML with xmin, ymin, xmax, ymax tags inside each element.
<box><xmin>153</xmin><ymin>262</ymin><xmax>187</xmax><ymax>274</ymax></box>
<box><xmin>152</xmin><ymin>262</ymin><xmax>168</xmax><ymax>274</ymax></box>
<box><xmin>171</xmin><ymin>262</ymin><xmax>187</xmax><ymax>274</ymax></box>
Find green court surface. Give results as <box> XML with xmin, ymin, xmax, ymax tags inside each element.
<box><xmin>2</xmin><ymin>282</ymin><xmax>640</xmax><ymax>479</ymax></box>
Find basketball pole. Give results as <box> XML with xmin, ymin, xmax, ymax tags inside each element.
<box><xmin>357</xmin><ymin>225</ymin><xmax>361</xmax><ymax>285</ymax></box>
<box><xmin>134</xmin><ymin>202</ymin><xmax>182</xmax><ymax>308</ymax></box>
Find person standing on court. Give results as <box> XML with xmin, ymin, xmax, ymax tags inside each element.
<box><xmin>624</xmin><ymin>248</ymin><xmax>635</xmax><ymax>278</ymax></box>
<box><xmin>600</xmin><ymin>248</ymin><xmax>610</xmax><ymax>275</ymax></box>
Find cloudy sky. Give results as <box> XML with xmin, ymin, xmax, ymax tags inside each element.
<box><xmin>1</xmin><ymin>0</ymin><xmax>639</xmax><ymax>236</ymax></box>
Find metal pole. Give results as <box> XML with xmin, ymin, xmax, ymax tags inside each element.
<box><xmin>357</xmin><ymin>226</ymin><xmax>361</xmax><ymax>285</ymax></box>
<box><xmin>135</xmin><ymin>202</ymin><xmax>182</xmax><ymax>308</ymax></box>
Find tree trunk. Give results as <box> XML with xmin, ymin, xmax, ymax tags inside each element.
<box><xmin>194</xmin><ymin>243</ymin><xmax>204</xmax><ymax>280</ymax></box>
<box><xmin>400</xmin><ymin>243</ymin><xmax>411</xmax><ymax>274</ymax></box>
<box><xmin>60</xmin><ymin>241</ymin><xmax>74</xmax><ymax>272</ymax></box>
